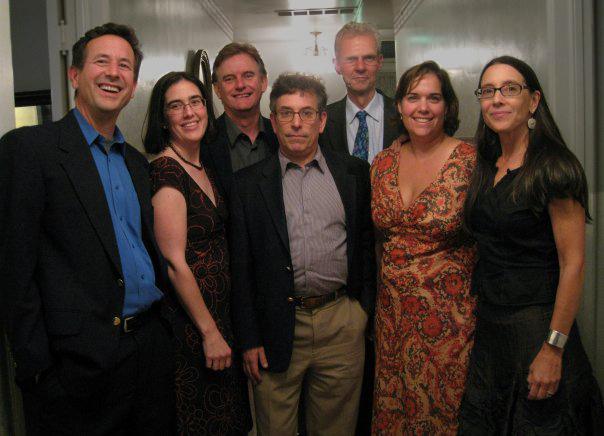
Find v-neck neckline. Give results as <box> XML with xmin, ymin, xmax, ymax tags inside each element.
<box><xmin>394</xmin><ymin>141</ymin><xmax>463</xmax><ymax>212</ymax></box>
<box><xmin>160</xmin><ymin>156</ymin><xmax>218</xmax><ymax>209</ymax></box>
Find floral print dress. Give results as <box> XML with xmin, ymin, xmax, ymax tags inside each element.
<box><xmin>150</xmin><ymin>157</ymin><xmax>250</xmax><ymax>436</ymax></box>
<box><xmin>370</xmin><ymin>141</ymin><xmax>477</xmax><ymax>435</ymax></box>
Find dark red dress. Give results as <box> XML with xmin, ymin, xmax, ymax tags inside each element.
<box><xmin>150</xmin><ymin>157</ymin><xmax>250</xmax><ymax>436</ymax></box>
<box><xmin>370</xmin><ymin>142</ymin><xmax>477</xmax><ymax>435</ymax></box>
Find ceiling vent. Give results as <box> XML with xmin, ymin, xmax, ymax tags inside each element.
<box><xmin>276</xmin><ymin>7</ymin><xmax>358</xmax><ymax>17</ymax></box>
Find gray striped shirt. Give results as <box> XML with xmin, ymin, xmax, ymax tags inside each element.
<box><xmin>279</xmin><ymin>147</ymin><xmax>348</xmax><ymax>297</ymax></box>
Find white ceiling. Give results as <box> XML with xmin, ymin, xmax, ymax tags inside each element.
<box><xmin>214</xmin><ymin>0</ymin><xmax>395</xmax><ymax>40</ymax></box>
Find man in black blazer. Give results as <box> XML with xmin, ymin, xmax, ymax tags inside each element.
<box><xmin>230</xmin><ymin>73</ymin><xmax>376</xmax><ymax>436</ymax></box>
<box><xmin>0</xmin><ymin>23</ymin><xmax>173</xmax><ymax>435</ymax></box>
<box><xmin>321</xmin><ymin>22</ymin><xmax>400</xmax><ymax>164</ymax></box>
<box><xmin>321</xmin><ymin>22</ymin><xmax>398</xmax><ymax>435</ymax></box>
<box><xmin>203</xmin><ymin>42</ymin><xmax>278</xmax><ymax>200</ymax></box>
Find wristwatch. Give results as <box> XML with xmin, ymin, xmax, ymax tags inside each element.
<box><xmin>546</xmin><ymin>329</ymin><xmax>568</xmax><ymax>349</ymax></box>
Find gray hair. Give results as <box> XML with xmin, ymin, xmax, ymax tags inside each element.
<box><xmin>334</xmin><ymin>22</ymin><xmax>381</xmax><ymax>57</ymax></box>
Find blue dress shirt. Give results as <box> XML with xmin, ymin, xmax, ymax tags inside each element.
<box><xmin>73</xmin><ymin>109</ymin><xmax>162</xmax><ymax>316</ymax></box>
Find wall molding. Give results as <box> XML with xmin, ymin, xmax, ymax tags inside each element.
<box><xmin>393</xmin><ymin>0</ymin><xmax>424</xmax><ymax>34</ymax></box>
<box><xmin>197</xmin><ymin>0</ymin><xmax>233</xmax><ymax>40</ymax></box>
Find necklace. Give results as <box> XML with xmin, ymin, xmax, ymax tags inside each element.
<box><xmin>169</xmin><ymin>144</ymin><xmax>203</xmax><ymax>171</ymax></box>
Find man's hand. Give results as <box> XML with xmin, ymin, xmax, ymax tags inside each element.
<box><xmin>243</xmin><ymin>346</ymin><xmax>268</xmax><ymax>384</ymax></box>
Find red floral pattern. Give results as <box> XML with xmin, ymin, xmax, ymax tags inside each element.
<box><xmin>370</xmin><ymin>142</ymin><xmax>477</xmax><ymax>435</ymax></box>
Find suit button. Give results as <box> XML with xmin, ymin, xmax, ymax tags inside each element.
<box><xmin>286</xmin><ymin>266</ymin><xmax>292</xmax><ymax>272</ymax></box>
<box><xmin>287</xmin><ymin>297</ymin><xmax>294</xmax><ymax>303</ymax></box>
<box><xmin>117</xmin><ymin>278</ymin><xmax>124</xmax><ymax>288</ymax></box>
<box><xmin>113</xmin><ymin>317</ymin><xmax>121</xmax><ymax>327</ymax></box>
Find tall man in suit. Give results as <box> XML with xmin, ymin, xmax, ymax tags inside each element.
<box><xmin>322</xmin><ymin>22</ymin><xmax>397</xmax><ymax>434</ymax></box>
<box><xmin>230</xmin><ymin>72</ymin><xmax>376</xmax><ymax>436</ymax></box>
<box><xmin>204</xmin><ymin>42</ymin><xmax>279</xmax><ymax>199</ymax></box>
<box><xmin>321</xmin><ymin>21</ymin><xmax>400</xmax><ymax>163</ymax></box>
<box><xmin>0</xmin><ymin>23</ymin><xmax>173</xmax><ymax>435</ymax></box>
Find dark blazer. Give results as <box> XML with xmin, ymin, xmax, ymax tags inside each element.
<box><xmin>202</xmin><ymin>113</ymin><xmax>279</xmax><ymax>202</ymax></box>
<box><xmin>229</xmin><ymin>148</ymin><xmax>376</xmax><ymax>373</ymax></box>
<box><xmin>320</xmin><ymin>90</ymin><xmax>400</xmax><ymax>155</ymax></box>
<box><xmin>0</xmin><ymin>112</ymin><xmax>170</xmax><ymax>398</ymax></box>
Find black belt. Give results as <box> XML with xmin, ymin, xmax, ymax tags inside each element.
<box><xmin>121</xmin><ymin>304</ymin><xmax>158</xmax><ymax>334</ymax></box>
<box><xmin>292</xmin><ymin>288</ymin><xmax>346</xmax><ymax>310</ymax></box>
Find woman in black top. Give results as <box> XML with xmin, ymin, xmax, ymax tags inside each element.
<box><xmin>458</xmin><ymin>56</ymin><xmax>603</xmax><ymax>435</ymax></box>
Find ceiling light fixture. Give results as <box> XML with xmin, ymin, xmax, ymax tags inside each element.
<box><xmin>306</xmin><ymin>31</ymin><xmax>328</xmax><ymax>57</ymax></box>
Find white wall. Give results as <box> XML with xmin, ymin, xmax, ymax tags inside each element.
<box><xmin>9</xmin><ymin>0</ymin><xmax>50</xmax><ymax>93</ymax></box>
<box><xmin>393</xmin><ymin>0</ymin><xmax>601</xmax><ymax>385</ymax></box>
<box><xmin>106</xmin><ymin>0</ymin><xmax>232</xmax><ymax>150</ymax></box>
<box><xmin>393</xmin><ymin>0</ymin><xmax>548</xmax><ymax>138</ymax></box>
<box><xmin>0</xmin><ymin>0</ymin><xmax>16</xmax><ymax>136</ymax></box>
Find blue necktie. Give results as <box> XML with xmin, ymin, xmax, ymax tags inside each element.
<box><xmin>352</xmin><ymin>110</ymin><xmax>369</xmax><ymax>161</ymax></box>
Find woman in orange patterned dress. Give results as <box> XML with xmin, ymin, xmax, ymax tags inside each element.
<box><xmin>370</xmin><ymin>61</ymin><xmax>476</xmax><ymax>435</ymax></box>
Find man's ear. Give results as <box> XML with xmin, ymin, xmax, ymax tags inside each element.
<box><xmin>213</xmin><ymin>82</ymin><xmax>223</xmax><ymax>102</ymax></box>
<box><xmin>269</xmin><ymin>112</ymin><xmax>278</xmax><ymax>132</ymax></box>
<box><xmin>260</xmin><ymin>74</ymin><xmax>268</xmax><ymax>93</ymax></box>
<box><xmin>376</xmin><ymin>54</ymin><xmax>384</xmax><ymax>71</ymax></box>
<box><xmin>68</xmin><ymin>65</ymin><xmax>80</xmax><ymax>90</ymax></box>
<box><xmin>318</xmin><ymin>111</ymin><xmax>327</xmax><ymax>133</ymax></box>
<box><xmin>333</xmin><ymin>58</ymin><xmax>342</xmax><ymax>75</ymax></box>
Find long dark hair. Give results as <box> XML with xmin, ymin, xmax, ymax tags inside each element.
<box><xmin>464</xmin><ymin>56</ymin><xmax>590</xmax><ymax>231</ymax></box>
<box><xmin>394</xmin><ymin>60</ymin><xmax>460</xmax><ymax>137</ymax></box>
<box><xmin>142</xmin><ymin>71</ymin><xmax>216</xmax><ymax>154</ymax></box>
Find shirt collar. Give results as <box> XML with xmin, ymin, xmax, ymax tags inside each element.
<box><xmin>345</xmin><ymin>91</ymin><xmax>383</xmax><ymax>125</ymax></box>
<box><xmin>73</xmin><ymin>108</ymin><xmax>125</xmax><ymax>150</ymax></box>
<box><xmin>225</xmin><ymin>114</ymin><xmax>265</xmax><ymax>147</ymax></box>
<box><xmin>278</xmin><ymin>146</ymin><xmax>325</xmax><ymax>177</ymax></box>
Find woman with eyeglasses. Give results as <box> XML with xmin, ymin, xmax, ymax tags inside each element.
<box><xmin>458</xmin><ymin>56</ymin><xmax>604</xmax><ymax>434</ymax></box>
<box><xmin>143</xmin><ymin>71</ymin><xmax>250</xmax><ymax>435</ymax></box>
<box><xmin>370</xmin><ymin>61</ymin><xmax>477</xmax><ymax>435</ymax></box>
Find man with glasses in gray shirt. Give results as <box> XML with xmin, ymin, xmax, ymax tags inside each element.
<box><xmin>230</xmin><ymin>72</ymin><xmax>375</xmax><ymax>436</ymax></box>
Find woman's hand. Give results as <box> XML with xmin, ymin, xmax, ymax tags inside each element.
<box><xmin>527</xmin><ymin>342</ymin><xmax>562</xmax><ymax>400</ymax></box>
<box><xmin>202</xmin><ymin>327</ymin><xmax>232</xmax><ymax>371</ymax></box>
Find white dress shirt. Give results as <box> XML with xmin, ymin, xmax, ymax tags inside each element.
<box><xmin>345</xmin><ymin>92</ymin><xmax>385</xmax><ymax>164</ymax></box>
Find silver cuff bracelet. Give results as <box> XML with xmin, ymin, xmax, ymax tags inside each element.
<box><xmin>546</xmin><ymin>329</ymin><xmax>568</xmax><ymax>349</ymax></box>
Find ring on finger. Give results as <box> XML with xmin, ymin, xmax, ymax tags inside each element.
<box><xmin>546</xmin><ymin>391</ymin><xmax>554</xmax><ymax>397</ymax></box>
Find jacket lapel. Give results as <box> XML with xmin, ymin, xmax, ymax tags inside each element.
<box><xmin>382</xmin><ymin>93</ymin><xmax>400</xmax><ymax>149</ymax></box>
<box><xmin>326</xmin><ymin>97</ymin><xmax>349</xmax><ymax>154</ymax></box>
<box><xmin>323</xmin><ymin>150</ymin><xmax>357</xmax><ymax>265</ymax></box>
<box><xmin>57</xmin><ymin>113</ymin><xmax>123</xmax><ymax>276</ymax></box>
<box><xmin>202</xmin><ymin>115</ymin><xmax>233</xmax><ymax>199</ymax></box>
<box><xmin>258</xmin><ymin>155</ymin><xmax>290</xmax><ymax>254</ymax></box>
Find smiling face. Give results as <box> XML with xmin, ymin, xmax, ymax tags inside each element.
<box><xmin>213</xmin><ymin>53</ymin><xmax>268</xmax><ymax>117</ymax></box>
<box><xmin>334</xmin><ymin>34</ymin><xmax>383</xmax><ymax>99</ymax></box>
<box><xmin>398</xmin><ymin>73</ymin><xmax>447</xmax><ymax>141</ymax></box>
<box><xmin>270</xmin><ymin>91</ymin><xmax>327</xmax><ymax>165</ymax></box>
<box><xmin>164</xmin><ymin>80</ymin><xmax>208</xmax><ymax>148</ymax></box>
<box><xmin>68</xmin><ymin>34</ymin><xmax>137</xmax><ymax>125</ymax></box>
<box><xmin>479</xmin><ymin>63</ymin><xmax>541</xmax><ymax>136</ymax></box>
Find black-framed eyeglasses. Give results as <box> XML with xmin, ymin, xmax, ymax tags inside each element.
<box><xmin>474</xmin><ymin>83</ymin><xmax>530</xmax><ymax>99</ymax></box>
<box><xmin>165</xmin><ymin>96</ymin><xmax>206</xmax><ymax>114</ymax></box>
<box><xmin>275</xmin><ymin>109</ymin><xmax>319</xmax><ymax>123</ymax></box>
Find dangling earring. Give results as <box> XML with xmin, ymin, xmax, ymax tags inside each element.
<box><xmin>527</xmin><ymin>113</ymin><xmax>536</xmax><ymax>130</ymax></box>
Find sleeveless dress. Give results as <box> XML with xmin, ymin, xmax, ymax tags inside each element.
<box><xmin>150</xmin><ymin>156</ymin><xmax>250</xmax><ymax>436</ymax></box>
<box><xmin>370</xmin><ymin>142</ymin><xmax>477</xmax><ymax>435</ymax></box>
